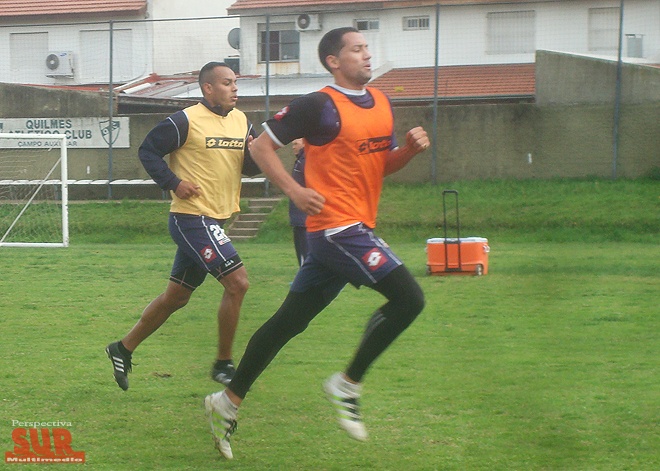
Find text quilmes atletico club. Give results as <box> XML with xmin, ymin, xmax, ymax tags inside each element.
<box><xmin>11</xmin><ymin>119</ymin><xmax>93</xmax><ymax>139</ymax></box>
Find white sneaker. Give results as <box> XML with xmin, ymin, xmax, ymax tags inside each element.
<box><xmin>323</xmin><ymin>373</ymin><xmax>368</xmax><ymax>441</ymax></box>
<box><xmin>204</xmin><ymin>391</ymin><xmax>238</xmax><ymax>459</ymax></box>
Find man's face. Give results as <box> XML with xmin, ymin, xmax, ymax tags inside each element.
<box><xmin>292</xmin><ymin>138</ymin><xmax>304</xmax><ymax>154</ymax></box>
<box><xmin>203</xmin><ymin>66</ymin><xmax>238</xmax><ymax>110</ymax></box>
<box><xmin>333</xmin><ymin>32</ymin><xmax>372</xmax><ymax>88</ymax></box>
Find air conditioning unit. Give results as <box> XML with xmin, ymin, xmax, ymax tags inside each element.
<box><xmin>296</xmin><ymin>14</ymin><xmax>321</xmax><ymax>32</ymax></box>
<box><xmin>224</xmin><ymin>57</ymin><xmax>240</xmax><ymax>75</ymax></box>
<box><xmin>45</xmin><ymin>51</ymin><xmax>74</xmax><ymax>77</ymax></box>
<box><xmin>626</xmin><ymin>34</ymin><xmax>644</xmax><ymax>58</ymax></box>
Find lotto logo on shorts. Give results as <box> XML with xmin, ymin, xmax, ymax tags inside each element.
<box><xmin>362</xmin><ymin>248</ymin><xmax>387</xmax><ymax>271</ymax></box>
<box><xmin>200</xmin><ymin>246</ymin><xmax>217</xmax><ymax>262</ymax></box>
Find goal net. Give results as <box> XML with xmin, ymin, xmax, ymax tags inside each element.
<box><xmin>0</xmin><ymin>133</ymin><xmax>69</xmax><ymax>247</ymax></box>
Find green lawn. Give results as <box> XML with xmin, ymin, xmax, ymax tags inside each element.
<box><xmin>1</xmin><ymin>179</ymin><xmax>658</xmax><ymax>470</ymax></box>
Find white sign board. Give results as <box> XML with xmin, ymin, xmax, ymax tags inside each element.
<box><xmin>0</xmin><ymin>117</ymin><xmax>130</xmax><ymax>148</ymax></box>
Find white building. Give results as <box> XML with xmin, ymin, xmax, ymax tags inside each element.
<box><xmin>150</xmin><ymin>0</ymin><xmax>239</xmax><ymax>76</ymax></box>
<box><xmin>0</xmin><ymin>0</ymin><xmax>238</xmax><ymax>86</ymax></box>
<box><xmin>0</xmin><ymin>1</ymin><xmax>150</xmax><ymax>85</ymax></box>
<box><xmin>227</xmin><ymin>0</ymin><xmax>659</xmax><ymax>78</ymax></box>
<box><xmin>0</xmin><ymin>0</ymin><xmax>657</xmax><ymax>104</ymax></box>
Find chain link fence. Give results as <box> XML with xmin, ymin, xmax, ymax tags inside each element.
<box><xmin>0</xmin><ymin>2</ymin><xmax>658</xmax><ymax>192</ymax></box>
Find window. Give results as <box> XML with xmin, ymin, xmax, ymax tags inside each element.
<box><xmin>80</xmin><ymin>29</ymin><xmax>133</xmax><ymax>82</ymax></box>
<box><xmin>487</xmin><ymin>10</ymin><xmax>535</xmax><ymax>54</ymax></box>
<box><xmin>10</xmin><ymin>32</ymin><xmax>48</xmax><ymax>82</ymax></box>
<box><xmin>355</xmin><ymin>19</ymin><xmax>379</xmax><ymax>31</ymax></box>
<box><xmin>258</xmin><ymin>23</ymin><xmax>299</xmax><ymax>62</ymax></box>
<box><xmin>588</xmin><ymin>7</ymin><xmax>620</xmax><ymax>52</ymax></box>
<box><xmin>403</xmin><ymin>16</ymin><xmax>430</xmax><ymax>31</ymax></box>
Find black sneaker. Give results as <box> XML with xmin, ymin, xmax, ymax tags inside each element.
<box><xmin>211</xmin><ymin>361</ymin><xmax>235</xmax><ymax>386</ymax></box>
<box><xmin>106</xmin><ymin>342</ymin><xmax>132</xmax><ymax>391</ymax></box>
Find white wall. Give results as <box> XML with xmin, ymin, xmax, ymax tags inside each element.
<box><xmin>0</xmin><ymin>0</ymin><xmax>656</xmax><ymax>86</ymax></box>
<box><xmin>0</xmin><ymin>20</ymin><xmax>151</xmax><ymax>85</ymax></box>
<box><xmin>0</xmin><ymin>0</ymin><xmax>239</xmax><ymax>85</ymax></box>
<box><xmin>235</xmin><ymin>0</ymin><xmax>660</xmax><ymax>76</ymax></box>
<box><xmin>150</xmin><ymin>0</ymin><xmax>239</xmax><ymax>75</ymax></box>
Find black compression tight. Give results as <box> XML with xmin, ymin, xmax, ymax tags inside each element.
<box><xmin>228</xmin><ymin>285</ymin><xmax>333</xmax><ymax>399</ymax></box>
<box><xmin>228</xmin><ymin>265</ymin><xmax>424</xmax><ymax>399</ymax></box>
<box><xmin>345</xmin><ymin>265</ymin><xmax>425</xmax><ymax>382</ymax></box>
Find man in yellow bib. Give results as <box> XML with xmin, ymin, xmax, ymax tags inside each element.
<box><xmin>106</xmin><ymin>62</ymin><xmax>259</xmax><ymax>391</ymax></box>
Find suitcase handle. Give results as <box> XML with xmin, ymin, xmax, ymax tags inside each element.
<box><xmin>442</xmin><ymin>190</ymin><xmax>462</xmax><ymax>271</ymax></box>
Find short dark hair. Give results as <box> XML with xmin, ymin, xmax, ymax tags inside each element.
<box><xmin>318</xmin><ymin>27</ymin><xmax>359</xmax><ymax>72</ymax></box>
<box><xmin>198</xmin><ymin>61</ymin><xmax>230</xmax><ymax>87</ymax></box>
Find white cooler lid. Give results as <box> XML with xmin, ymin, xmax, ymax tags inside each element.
<box><xmin>427</xmin><ymin>237</ymin><xmax>488</xmax><ymax>243</ymax></box>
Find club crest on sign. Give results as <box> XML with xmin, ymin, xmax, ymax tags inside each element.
<box><xmin>99</xmin><ymin>119</ymin><xmax>121</xmax><ymax>145</ymax></box>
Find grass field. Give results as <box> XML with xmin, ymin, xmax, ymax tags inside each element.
<box><xmin>1</xmin><ymin>179</ymin><xmax>658</xmax><ymax>470</ymax></box>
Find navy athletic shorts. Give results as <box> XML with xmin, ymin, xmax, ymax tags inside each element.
<box><xmin>168</xmin><ymin>213</ymin><xmax>243</xmax><ymax>290</ymax></box>
<box><xmin>290</xmin><ymin>223</ymin><xmax>403</xmax><ymax>294</ymax></box>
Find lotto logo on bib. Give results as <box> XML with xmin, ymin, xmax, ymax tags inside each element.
<box><xmin>362</xmin><ymin>248</ymin><xmax>387</xmax><ymax>271</ymax></box>
<box><xmin>205</xmin><ymin>137</ymin><xmax>244</xmax><ymax>150</ymax></box>
<box><xmin>356</xmin><ymin>136</ymin><xmax>392</xmax><ymax>155</ymax></box>
<box><xmin>5</xmin><ymin>421</ymin><xmax>85</xmax><ymax>464</ymax></box>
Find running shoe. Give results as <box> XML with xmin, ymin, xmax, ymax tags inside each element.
<box><xmin>211</xmin><ymin>361</ymin><xmax>235</xmax><ymax>386</ymax></box>
<box><xmin>323</xmin><ymin>373</ymin><xmax>368</xmax><ymax>441</ymax></box>
<box><xmin>105</xmin><ymin>341</ymin><xmax>132</xmax><ymax>391</ymax></box>
<box><xmin>204</xmin><ymin>391</ymin><xmax>238</xmax><ymax>459</ymax></box>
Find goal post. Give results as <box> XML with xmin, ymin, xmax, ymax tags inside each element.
<box><xmin>0</xmin><ymin>133</ymin><xmax>69</xmax><ymax>247</ymax></box>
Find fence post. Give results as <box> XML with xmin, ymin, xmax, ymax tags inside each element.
<box><xmin>264</xmin><ymin>15</ymin><xmax>271</xmax><ymax>122</ymax></box>
<box><xmin>107</xmin><ymin>20</ymin><xmax>115</xmax><ymax>198</ymax></box>
<box><xmin>431</xmin><ymin>3</ymin><xmax>440</xmax><ymax>186</ymax></box>
<box><xmin>612</xmin><ymin>0</ymin><xmax>625</xmax><ymax>180</ymax></box>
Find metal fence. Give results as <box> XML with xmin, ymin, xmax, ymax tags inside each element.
<box><xmin>0</xmin><ymin>1</ymin><xmax>658</xmax><ymax>193</ymax></box>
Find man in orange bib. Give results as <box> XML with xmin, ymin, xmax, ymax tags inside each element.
<box><xmin>205</xmin><ymin>28</ymin><xmax>430</xmax><ymax>459</ymax></box>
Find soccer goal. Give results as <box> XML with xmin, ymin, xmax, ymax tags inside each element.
<box><xmin>0</xmin><ymin>133</ymin><xmax>69</xmax><ymax>247</ymax></box>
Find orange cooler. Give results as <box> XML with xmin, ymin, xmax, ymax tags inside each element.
<box><xmin>426</xmin><ymin>237</ymin><xmax>490</xmax><ymax>276</ymax></box>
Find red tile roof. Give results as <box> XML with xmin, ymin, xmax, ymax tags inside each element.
<box><xmin>369</xmin><ymin>64</ymin><xmax>535</xmax><ymax>101</ymax></box>
<box><xmin>229</xmin><ymin>0</ymin><xmax>381</xmax><ymax>11</ymax></box>
<box><xmin>228</xmin><ymin>0</ymin><xmax>552</xmax><ymax>13</ymax></box>
<box><xmin>40</xmin><ymin>64</ymin><xmax>536</xmax><ymax>104</ymax></box>
<box><xmin>119</xmin><ymin>64</ymin><xmax>534</xmax><ymax>103</ymax></box>
<box><xmin>0</xmin><ymin>1</ymin><xmax>147</xmax><ymax>18</ymax></box>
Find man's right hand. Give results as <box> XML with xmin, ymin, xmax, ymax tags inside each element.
<box><xmin>291</xmin><ymin>186</ymin><xmax>325</xmax><ymax>216</ymax></box>
<box><xmin>174</xmin><ymin>180</ymin><xmax>202</xmax><ymax>199</ymax></box>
